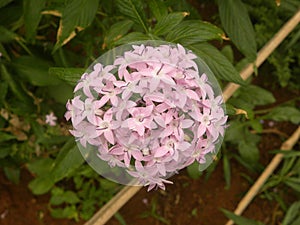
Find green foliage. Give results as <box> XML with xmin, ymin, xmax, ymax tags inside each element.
<box><xmin>217</xmin><ymin>0</ymin><xmax>257</xmax><ymax>61</ymax></box>
<box><xmin>221</xmin><ymin>209</ymin><xmax>265</xmax><ymax>225</ymax></box>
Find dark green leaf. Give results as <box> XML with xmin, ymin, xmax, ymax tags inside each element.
<box><xmin>187</xmin><ymin>162</ymin><xmax>202</xmax><ymax>179</ymax></box>
<box><xmin>284</xmin><ymin>178</ymin><xmax>300</xmax><ymax>192</ymax></box>
<box><xmin>282</xmin><ymin>201</ymin><xmax>300</xmax><ymax>225</ymax></box>
<box><xmin>54</xmin><ymin>0</ymin><xmax>99</xmax><ymax>50</ymax></box>
<box><xmin>13</xmin><ymin>56</ymin><xmax>62</xmax><ymax>86</ymax></box>
<box><xmin>51</xmin><ymin>206</ymin><xmax>79</xmax><ymax>220</ymax></box>
<box><xmin>190</xmin><ymin>43</ymin><xmax>245</xmax><ymax>84</ymax></box>
<box><xmin>46</xmin><ymin>83</ymin><xmax>73</xmax><ymax>104</ymax></box>
<box><xmin>23</xmin><ymin>0</ymin><xmax>45</xmax><ymax>41</ymax></box>
<box><xmin>114</xmin><ymin>212</ymin><xmax>127</xmax><ymax>225</ymax></box>
<box><xmin>223</xmin><ymin>153</ymin><xmax>231</xmax><ymax>189</ymax></box>
<box><xmin>217</xmin><ymin>0</ymin><xmax>257</xmax><ymax>60</ymax></box>
<box><xmin>221</xmin><ymin>45</ymin><xmax>234</xmax><ymax>64</ymax></box>
<box><xmin>115</xmin><ymin>32</ymin><xmax>151</xmax><ymax>45</ymax></box>
<box><xmin>51</xmin><ymin>145</ymin><xmax>84</xmax><ymax>182</ymax></box>
<box><xmin>221</xmin><ymin>209</ymin><xmax>265</xmax><ymax>225</ymax></box>
<box><xmin>153</xmin><ymin>12</ymin><xmax>188</xmax><ymax>36</ymax></box>
<box><xmin>0</xmin><ymin>82</ymin><xmax>8</xmax><ymax>105</ymax></box>
<box><xmin>104</xmin><ymin>20</ymin><xmax>134</xmax><ymax>48</ymax></box>
<box><xmin>4</xmin><ymin>166</ymin><xmax>20</xmax><ymax>184</ymax></box>
<box><xmin>0</xmin><ymin>147</ymin><xmax>10</xmax><ymax>158</ymax></box>
<box><xmin>50</xmin><ymin>190</ymin><xmax>80</xmax><ymax>205</ymax></box>
<box><xmin>0</xmin><ymin>64</ymin><xmax>30</xmax><ymax>102</ymax></box>
<box><xmin>166</xmin><ymin>20</ymin><xmax>224</xmax><ymax>44</ymax></box>
<box><xmin>0</xmin><ymin>132</ymin><xmax>15</xmax><ymax>142</ymax></box>
<box><xmin>28</xmin><ymin>176</ymin><xmax>55</xmax><ymax>195</ymax></box>
<box><xmin>238</xmin><ymin>85</ymin><xmax>275</xmax><ymax>106</ymax></box>
<box><xmin>0</xmin><ymin>0</ymin><xmax>13</xmax><ymax>8</ymax></box>
<box><xmin>250</xmin><ymin>120</ymin><xmax>263</xmax><ymax>133</ymax></box>
<box><xmin>148</xmin><ymin>0</ymin><xmax>168</xmax><ymax>21</ymax></box>
<box><xmin>238</xmin><ymin>141</ymin><xmax>259</xmax><ymax>163</ymax></box>
<box><xmin>48</xmin><ymin>67</ymin><xmax>85</xmax><ymax>86</ymax></box>
<box><xmin>116</xmin><ymin>0</ymin><xmax>148</xmax><ymax>33</ymax></box>
<box><xmin>27</xmin><ymin>158</ymin><xmax>54</xmax><ymax>177</ymax></box>
<box><xmin>264</xmin><ymin>106</ymin><xmax>300</xmax><ymax>124</ymax></box>
<box><xmin>0</xmin><ymin>25</ymin><xmax>18</xmax><ymax>42</ymax></box>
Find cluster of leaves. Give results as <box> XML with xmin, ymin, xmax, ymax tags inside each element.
<box><xmin>244</xmin><ymin>0</ymin><xmax>300</xmax><ymax>88</ymax></box>
<box><xmin>0</xmin><ymin>0</ymin><xmax>299</xmax><ymax>223</ymax></box>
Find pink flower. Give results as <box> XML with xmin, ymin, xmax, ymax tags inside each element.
<box><xmin>45</xmin><ymin>112</ymin><xmax>57</xmax><ymax>126</ymax></box>
<box><xmin>66</xmin><ymin>43</ymin><xmax>227</xmax><ymax>191</ymax></box>
<box><xmin>96</xmin><ymin>109</ymin><xmax>119</xmax><ymax>145</ymax></box>
<box><xmin>123</xmin><ymin>105</ymin><xmax>154</xmax><ymax>136</ymax></box>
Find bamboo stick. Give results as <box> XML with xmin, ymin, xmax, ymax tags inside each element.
<box><xmin>223</xmin><ymin>9</ymin><xmax>300</xmax><ymax>102</ymax></box>
<box><xmin>225</xmin><ymin>126</ymin><xmax>300</xmax><ymax>225</ymax></box>
<box><xmin>84</xmin><ymin>184</ymin><xmax>142</xmax><ymax>225</ymax></box>
<box><xmin>85</xmin><ymin>9</ymin><xmax>300</xmax><ymax>225</ymax></box>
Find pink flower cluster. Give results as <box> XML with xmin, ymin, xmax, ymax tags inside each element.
<box><xmin>65</xmin><ymin>44</ymin><xmax>227</xmax><ymax>190</ymax></box>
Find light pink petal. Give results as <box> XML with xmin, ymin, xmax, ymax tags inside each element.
<box><xmin>98</xmin><ymin>95</ymin><xmax>109</xmax><ymax>107</ymax></box>
<box><xmin>135</xmin><ymin>124</ymin><xmax>145</xmax><ymax>136</ymax></box>
<box><xmin>104</xmin><ymin>130</ymin><xmax>115</xmax><ymax>145</ymax></box>
<box><xmin>154</xmin><ymin>146</ymin><xmax>169</xmax><ymax>158</ymax></box>
<box><xmin>149</xmin><ymin>78</ymin><xmax>160</xmax><ymax>92</ymax></box>
<box><xmin>161</xmin><ymin>75</ymin><xmax>176</xmax><ymax>86</ymax></box>
<box><xmin>186</xmin><ymin>89</ymin><xmax>200</xmax><ymax>101</ymax></box>
<box><xmin>181</xmin><ymin>119</ymin><xmax>194</xmax><ymax>128</ymax></box>
<box><xmin>197</xmin><ymin>124</ymin><xmax>206</xmax><ymax>138</ymax></box>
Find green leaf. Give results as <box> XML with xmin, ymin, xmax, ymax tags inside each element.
<box><xmin>223</xmin><ymin>153</ymin><xmax>231</xmax><ymax>189</ymax></box>
<box><xmin>115</xmin><ymin>32</ymin><xmax>151</xmax><ymax>45</ymax></box>
<box><xmin>0</xmin><ymin>81</ymin><xmax>8</xmax><ymax>106</ymax></box>
<box><xmin>104</xmin><ymin>20</ymin><xmax>134</xmax><ymax>48</ymax></box>
<box><xmin>13</xmin><ymin>56</ymin><xmax>62</xmax><ymax>86</ymax></box>
<box><xmin>153</xmin><ymin>12</ymin><xmax>188</xmax><ymax>36</ymax></box>
<box><xmin>23</xmin><ymin>0</ymin><xmax>45</xmax><ymax>41</ymax></box>
<box><xmin>48</xmin><ymin>67</ymin><xmax>85</xmax><ymax>86</ymax></box>
<box><xmin>221</xmin><ymin>209</ymin><xmax>265</xmax><ymax>225</ymax></box>
<box><xmin>264</xmin><ymin>106</ymin><xmax>300</xmax><ymax>124</ymax></box>
<box><xmin>190</xmin><ymin>43</ymin><xmax>245</xmax><ymax>84</ymax></box>
<box><xmin>0</xmin><ymin>132</ymin><xmax>16</xmax><ymax>142</ymax></box>
<box><xmin>282</xmin><ymin>201</ymin><xmax>300</xmax><ymax>225</ymax></box>
<box><xmin>0</xmin><ymin>64</ymin><xmax>30</xmax><ymax>102</ymax></box>
<box><xmin>221</xmin><ymin>45</ymin><xmax>234</xmax><ymax>64</ymax></box>
<box><xmin>238</xmin><ymin>85</ymin><xmax>275</xmax><ymax>106</ymax></box>
<box><xmin>187</xmin><ymin>162</ymin><xmax>202</xmax><ymax>179</ymax></box>
<box><xmin>0</xmin><ymin>0</ymin><xmax>13</xmax><ymax>8</ymax></box>
<box><xmin>0</xmin><ymin>147</ymin><xmax>10</xmax><ymax>158</ymax></box>
<box><xmin>217</xmin><ymin>0</ymin><xmax>257</xmax><ymax>60</ymax></box>
<box><xmin>0</xmin><ymin>25</ymin><xmax>18</xmax><ymax>42</ymax></box>
<box><xmin>27</xmin><ymin>158</ymin><xmax>54</xmax><ymax>177</ymax></box>
<box><xmin>148</xmin><ymin>0</ymin><xmax>168</xmax><ymax>21</ymax></box>
<box><xmin>238</xmin><ymin>140</ymin><xmax>260</xmax><ymax>163</ymax></box>
<box><xmin>50</xmin><ymin>190</ymin><xmax>80</xmax><ymax>205</ymax></box>
<box><xmin>51</xmin><ymin>206</ymin><xmax>79</xmax><ymax>220</ymax></box>
<box><xmin>28</xmin><ymin>176</ymin><xmax>55</xmax><ymax>195</ymax></box>
<box><xmin>51</xmin><ymin>145</ymin><xmax>84</xmax><ymax>182</ymax></box>
<box><xmin>54</xmin><ymin>0</ymin><xmax>99</xmax><ymax>50</ymax></box>
<box><xmin>114</xmin><ymin>212</ymin><xmax>127</xmax><ymax>225</ymax></box>
<box><xmin>46</xmin><ymin>83</ymin><xmax>73</xmax><ymax>104</ymax></box>
<box><xmin>4</xmin><ymin>166</ymin><xmax>20</xmax><ymax>184</ymax></box>
<box><xmin>166</xmin><ymin>20</ymin><xmax>224</xmax><ymax>44</ymax></box>
<box><xmin>284</xmin><ymin>178</ymin><xmax>300</xmax><ymax>192</ymax></box>
<box><xmin>116</xmin><ymin>0</ymin><xmax>148</xmax><ymax>33</ymax></box>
